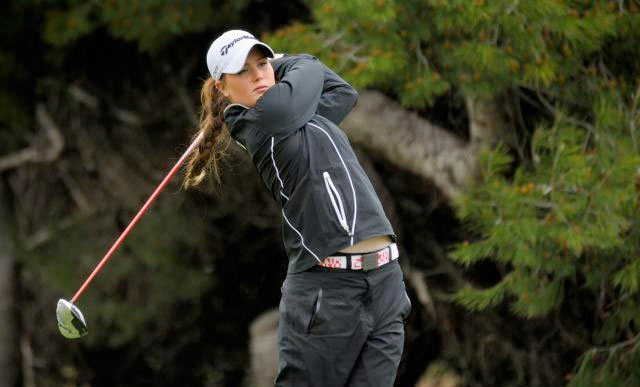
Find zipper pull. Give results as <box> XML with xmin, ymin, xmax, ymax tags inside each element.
<box><xmin>341</xmin><ymin>221</ymin><xmax>350</xmax><ymax>234</ymax></box>
<box><xmin>323</xmin><ymin>172</ymin><xmax>352</xmax><ymax>236</ymax></box>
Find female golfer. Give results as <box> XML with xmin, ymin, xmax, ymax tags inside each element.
<box><xmin>183</xmin><ymin>30</ymin><xmax>411</xmax><ymax>387</ymax></box>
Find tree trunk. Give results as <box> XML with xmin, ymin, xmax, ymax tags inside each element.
<box><xmin>248</xmin><ymin>309</ymin><xmax>279</xmax><ymax>387</ymax></box>
<box><xmin>342</xmin><ymin>91</ymin><xmax>476</xmax><ymax>199</ymax></box>
<box><xmin>0</xmin><ymin>180</ymin><xmax>19</xmax><ymax>387</ymax></box>
<box><xmin>465</xmin><ymin>93</ymin><xmax>517</xmax><ymax>149</ymax></box>
<box><xmin>342</xmin><ymin>90</ymin><xmax>518</xmax><ymax>200</ymax></box>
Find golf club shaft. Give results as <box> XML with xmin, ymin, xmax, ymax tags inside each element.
<box><xmin>71</xmin><ymin>132</ymin><xmax>205</xmax><ymax>303</ymax></box>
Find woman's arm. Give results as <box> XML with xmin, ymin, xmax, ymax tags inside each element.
<box><xmin>248</xmin><ymin>54</ymin><xmax>324</xmax><ymax>134</ymax></box>
<box><xmin>272</xmin><ymin>54</ymin><xmax>358</xmax><ymax>125</ymax></box>
<box><xmin>245</xmin><ymin>54</ymin><xmax>358</xmax><ymax>134</ymax></box>
<box><xmin>316</xmin><ymin>63</ymin><xmax>358</xmax><ymax>125</ymax></box>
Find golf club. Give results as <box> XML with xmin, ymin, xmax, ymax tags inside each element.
<box><xmin>56</xmin><ymin>132</ymin><xmax>204</xmax><ymax>339</ymax></box>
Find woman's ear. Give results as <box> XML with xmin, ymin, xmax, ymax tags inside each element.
<box><xmin>215</xmin><ymin>79</ymin><xmax>229</xmax><ymax>98</ymax></box>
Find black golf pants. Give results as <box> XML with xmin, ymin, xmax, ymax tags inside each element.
<box><xmin>275</xmin><ymin>259</ymin><xmax>411</xmax><ymax>387</ymax></box>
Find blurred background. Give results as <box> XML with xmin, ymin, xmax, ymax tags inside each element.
<box><xmin>1</xmin><ymin>0</ymin><xmax>639</xmax><ymax>386</ymax></box>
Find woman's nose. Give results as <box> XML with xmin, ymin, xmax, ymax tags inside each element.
<box><xmin>253</xmin><ymin>67</ymin><xmax>265</xmax><ymax>81</ymax></box>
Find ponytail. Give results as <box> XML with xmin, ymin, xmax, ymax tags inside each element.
<box><xmin>182</xmin><ymin>77</ymin><xmax>230</xmax><ymax>190</ymax></box>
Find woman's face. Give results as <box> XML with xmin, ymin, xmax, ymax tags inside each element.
<box><xmin>216</xmin><ymin>47</ymin><xmax>276</xmax><ymax>108</ymax></box>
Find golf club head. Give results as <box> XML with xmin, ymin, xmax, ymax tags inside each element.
<box><xmin>56</xmin><ymin>299</ymin><xmax>88</xmax><ymax>339</ymax></box>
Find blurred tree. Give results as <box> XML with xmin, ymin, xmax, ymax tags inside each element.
<box><xmin>41</xmin><ymin>0</ymin><xmax>243</xmax><ymax>52</ymax></box>
<box><xmin>0</xmin><ymin>181</ymin><xmax>19</xmax><ymax>387</ymax></box>
<box><xmin>0</xmin><ymin>0</ymin><xmax>307</xmax><ymax>386</ymax></box>
<box><xmin>266</xmin><ymin>0</ymin><xmax>640</xmax><ymax>386</ymax></box>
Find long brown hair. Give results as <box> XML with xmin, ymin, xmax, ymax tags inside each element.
<box><xmin>182</xmin><ymin>76</ymin><xmax>231</xmax><ymax>190</ymax></box>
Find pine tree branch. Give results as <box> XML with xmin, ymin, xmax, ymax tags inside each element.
<box><xmin>23</xmin><ymin>209</ymin><xmax>97</xmax><ymax>251</ymax></box>
<box><xmin>55</xmin><ymin>161</ymin><xmax>93</xmax><ymax>214</ymax></box>
<box><xmin>68</xmin><ymin>85</ymin><xmax>98</xmax><ymax>109</ymax></box>
<box><xmin>629</xmin><ymin>84</ymin><xmax>639</xmax><ymax>152</ymax></box>
<box><xmin>414</xmin><ymin>39</ymin><xmax>430</xmax><ymax>69</ymax></box>
<box><xmin>173</xmin><ymin>82</ymin><xmax>199</xmax><ymax>127</ymax></box>
<box><xmin>168</xmin><ymin>56</ymin><xmax>199</xmax><ymax>128</ymax></box>
<box><xmin>68</xmin><ymin>84</ymin><xmax>142</xmax><ymax>126</ymax></box>
<box><xmin>618</xmin><ymin>0</ymin><xmax>625</xmax><ymax>13</ymax></box>
<box><xmin>407</xmin><ymin>269</ymin><xmax>438</xmax><ymax>320</ymax></box>
<box><xmin>0</xmin><ymin>104</ymin><xmax>65</xmax><ymax>172</ymax></box>
<box><xmin>590</xmin><ymin>332</ymin><xmax>640</xmax><ymax>355</ymax></box>
<box><xmin>534</xmin><ymin>90</ymin><xmax>595</xmax><ymax>132</ymax></box>
<box><xmin>322</xmin><ymin>31</ymin><xmax>346</xmax><ymax>48</ymax></box>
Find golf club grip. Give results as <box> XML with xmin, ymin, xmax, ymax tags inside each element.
<box><xmin>71</xmin><ymin>132</ymin><xmax>205</xmax><ymax>303</ymax></box>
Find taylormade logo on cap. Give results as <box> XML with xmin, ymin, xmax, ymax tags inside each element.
<box><xmin>206</xmin><ymin>30</ymin><xmax>275</xmax><ymax>80</ymax></box>
<box><xmin>219</xmin><ymin>35</ymin><xmax>257</xmax><ymax>56</ymax></box>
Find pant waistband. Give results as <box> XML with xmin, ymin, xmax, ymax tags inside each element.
<box><xmin>316</xmin><ymin>243</ymin><xmax>399</xmax><ymax>271</ymax></box>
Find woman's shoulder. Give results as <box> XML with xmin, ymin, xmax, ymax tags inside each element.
<box><xmin>270</xmin><ymin>53</ymin><xmax>320</xmax><ymax>77</ymax></box>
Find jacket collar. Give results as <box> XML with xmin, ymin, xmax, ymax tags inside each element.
<box><xmin>223</xmin><ymin>103</ymin><xmax>250</xmax><ymax>132</ymax></box>
<box><xmin>223</xmin><ymin>103</ymin><xmax>250</xmax><ymax>116</ymax></box>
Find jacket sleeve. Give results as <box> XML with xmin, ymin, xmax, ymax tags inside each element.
<box><xmin>246</xmin><ymin>54</ymin><xmax>324</xmax><ymax>134</ymax></box>
<box><xmin>316</xmin><ymin>63</ymin><xmax>359</xmax><ymax>125</ymax></box>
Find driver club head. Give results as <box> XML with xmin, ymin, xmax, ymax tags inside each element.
<box><xmin>56</xmin><ymin>299</ymin><xmax>88</xmax><ymax>339</ymax></box>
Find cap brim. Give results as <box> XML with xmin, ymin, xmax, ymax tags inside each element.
<box><xmin>223</xmin><ymin>41</ymin><xmax>275</xmax><ymax>76</ymax></box>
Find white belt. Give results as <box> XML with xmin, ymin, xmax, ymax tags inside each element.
<box><xmin>318</xmin><ymin>243</ymin><xmax>399</xmax><ymax>271</ymax></box>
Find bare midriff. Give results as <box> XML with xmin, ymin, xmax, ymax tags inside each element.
<box><xmin>337</xmin><ymin>235</ymin><xmax>393</xmax><ymax>254</ymax></box>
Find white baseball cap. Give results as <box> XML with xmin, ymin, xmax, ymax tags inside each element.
<box><xmin>206</xmin><ymin>30</ymin><xmax>275</xmax><ymax>80</ymax></box>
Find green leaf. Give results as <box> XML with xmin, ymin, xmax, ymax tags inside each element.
<box><xmin>454</xmin><ymin>280</ymin><xmax>508</xmax><ymax>311</ymax></box>
<box><xmin>612</xmin><ymin>258</ymin><xmax>640</xmax><ymax>294</ymax></box>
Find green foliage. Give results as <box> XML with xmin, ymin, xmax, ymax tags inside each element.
<box><xmin>25</xmin><ymin>195</ymin><xmax>212</xmax><ymax>348</ymax></box>
<box><xmin>455</xmin><ymin>277</ymin><xmax>507</xmax><ymax>310</ymax></box>
<box><xmin>267</xmin><ymin>0</ymin><xmax>640</xmax><ymax>106</ymax></box>
<box><xmin>269</xmin><ymin>1</ymin><xmax>640</xmax><ymax>385</ymax></box>
<box><xmin>451</xmin><ymin>83</ymin><xmax>640</xmax><ymax>385</ymax></box>
<box><xmin>612</xmin><ymin>258</ymin><xmax>640</xmax><ymax>294</ymax></box>
<box><xmin>41</xmin><ymin>0</ymin><xmax>247</xmax><ymax>51</ymax></box>
<box><xmin>569</xmin><ymin>344</ymin><xmax>640</xmax><ymax>387</ymax></box>
<box><xmin>452</xmin><ymin>110</ymin><xmax>639</xmax><ymax>381</ymax></box>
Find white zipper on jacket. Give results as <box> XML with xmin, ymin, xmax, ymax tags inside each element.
<box><xmin>271</xmin><ymin>137</ymin><xmax>289</xmax><ymax>201</ymax></box>
<box><xmin>308</xmin><ymin>122</ymin><xmax>357</xmax><ymax>246</ymax></box>
<box><xmin>323</xmin><ymin>172</ymin><xmax>351</xmax><ymax>235</ymax></box>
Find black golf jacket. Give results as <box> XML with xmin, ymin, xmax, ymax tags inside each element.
<box><xmin>224</xmin><ymin>54</ymin><xmax>396</xmax><ymax>273</ymax></box>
